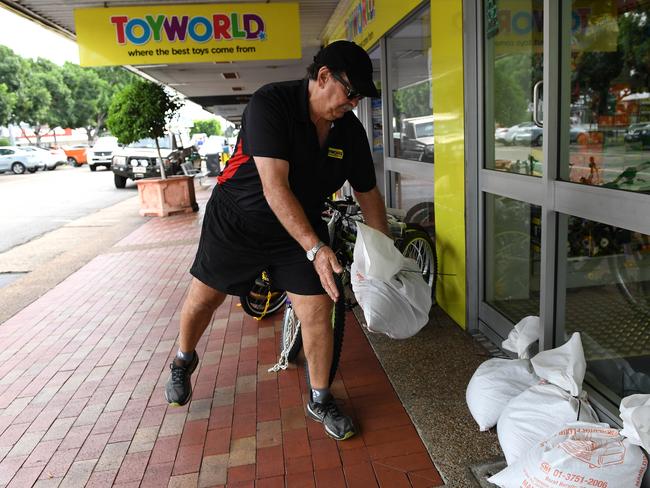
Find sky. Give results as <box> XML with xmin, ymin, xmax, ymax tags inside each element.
<box><xmin>0</xmin><ymin>6</ymin><xmax>225</xmax><ymax>126</ymax></box>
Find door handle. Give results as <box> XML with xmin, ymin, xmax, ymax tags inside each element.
<box><xmin>533</xmin><ymin>81</ymin><xmax>543</xmax><ymax>128</ymax></box>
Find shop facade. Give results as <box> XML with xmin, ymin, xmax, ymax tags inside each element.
<box><xmin>325</xmin><ymin>0</ymin><xmax>650</xmax><ymax>423</ymax></box>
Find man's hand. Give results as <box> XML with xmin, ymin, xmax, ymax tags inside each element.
<box><xmin>313</xmin><ymin>246</ymin><xmax>343</xmax><ymax>301</ymax></box>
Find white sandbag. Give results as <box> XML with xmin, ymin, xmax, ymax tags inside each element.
<box><xmin>501</xmin><ymin>315</ymin><xmax>539</xmax><ymax>360</ymax></box>
<box><xmin>350</xmin><ymin>222</ymin><xmax>431</xmax><ymax>339</ymax></box>
<box><xmin>465</xmin><ymin>318</ymin><xmax>540</xmax><ymax>431</ymax></box>
<box><xmin>620</xmin><ymin>394</ymin><xmax>650</xmax><ymax>453</ymax></box>
<box><xmin>489</xmin><ymin>421</ymin><xmax>648</xmax><ymax>488</ymax></box>
<box><xmin>497</xmin><ymin>383</ymin><xmax>598</xmax><ymax>465</ymax></box>
<box><xmin>351</xmin><ymin>257</ymin><xmax>431</xmax><ymax>339</ymax></box>
<box><xmin>354</xmin><ymin>222</ymin><xmax>407</xmax><ymax>282</ymax></box>
<box><xmin>466</xmin><ymin>359</ymin><xmax>539</xmax><ymax>431</ymax></box>
<box><xmin>531</xmin><ymin>332</ymin><xmax>586</xmax><ymax>396</ymax></box>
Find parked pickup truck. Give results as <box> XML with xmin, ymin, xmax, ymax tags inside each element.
<box><xmin>111</xmin><ymin>134</ymin><xmax>192</xmax><ymax>188</ymax></box>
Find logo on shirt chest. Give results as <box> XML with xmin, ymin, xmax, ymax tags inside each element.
<box><xmin>327</xmin><ymin>147</ymin><xmax>344</xmax><ymax>159</ymax></box>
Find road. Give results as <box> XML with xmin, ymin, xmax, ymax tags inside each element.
<box><xmin>0</xmin><ymin>164</ymin><xmax>138</xmax><ymax>253</ymax></box>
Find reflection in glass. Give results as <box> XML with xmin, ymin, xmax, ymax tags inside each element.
<box><xmin>387</xmin><ymin>8</ymin><xmax>433</xmax><ymax>163</ymax></box>
<box><xmin>485</xmin><ymin>194</ymin><xmax>541</xmax><ymax>322</ymax></box>
<box><xmin>484</xmin><ymin>0</ymin><xmax>544</xmax><ymax>176</ymax></box>
<box><xmin>384</xmin><ymin>7</ymin><xmax>434</xmax><ymax>240</ymax></box>
<box><xmin>562</xmin><ymin>216</ymin><xmax>650</xmax><ymax>401</ymax></box>
<box><xmin>564</xmin><ymin>0</ymin><xmax>650</xmax><ymax>193</ymax></box>
<box><xmin>393</xmin><ymin>172</ymin><xmax>435</xmax><ymax>237</ymax></box>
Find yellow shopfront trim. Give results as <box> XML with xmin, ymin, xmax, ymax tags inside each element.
<box><xmin>324</xmin><ymin>0</ymin><xmax>467</xmax><ymax>327</ymax></box>
<box><xmin>431</xmin><ymin>0</ymin><xmax>466</xmax><ymax>328</ymax></box>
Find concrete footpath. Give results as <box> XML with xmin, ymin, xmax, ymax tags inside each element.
<box><xmin>0</xmin><ymin>181</ymin><xmax>505</xmax><ymax>488</ymax></box>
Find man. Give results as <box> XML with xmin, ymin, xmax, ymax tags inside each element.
<box><xmin>165</xmin><ymin>40</ymin><xmax>389</xmax><ymax>441</ymax></box>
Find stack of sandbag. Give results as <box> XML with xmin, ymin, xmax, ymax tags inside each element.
<box><xmin>488</xmin><ymin>420</ymin><xmax>648</xmax><ymax>487</ymax></box>
<box><xmin>466</xmin><ymin>316</ymin><xmax>540</xmax><ymax>431</ymax></box>
<box><xmin>496</xmin><ymin>332</ymin><xmax>599</xmax><ymax>465</ymax></box>
<box><xmin>489</xmin><ymin>394</ymin><xmax>650</xmax><ymax>487</ymax></box>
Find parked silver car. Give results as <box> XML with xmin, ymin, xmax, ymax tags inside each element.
<box><xmin>0</xmin><ymin>146</ymin><xmax>40</xmax><ymax>174</ymax></box>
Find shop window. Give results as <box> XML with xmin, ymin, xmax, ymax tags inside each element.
<box><xmin>484</xmin><ymin>194</ymin><xmax>542</xmax><ymax>322</ymax></box>
<box><xmin>562</xmin><ymin>215</ymin><xmax>650</xmax><ymax>401</ymax></box>
<box><xmin>560</xmin><ymin>0</ymin><xmax>650</xmax><ymax>193</ymax></box>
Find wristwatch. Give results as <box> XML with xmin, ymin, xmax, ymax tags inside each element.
<box><xmin>306</xmin><ymin>241</ymin><xmax>326</xmax><ymax>262</ymax></box>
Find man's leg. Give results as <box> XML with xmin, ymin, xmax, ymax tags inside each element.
<box><xmin>179</xmin><ymin>278</ymin><xmax>227</xmax><ymax>352</ymax></box>
<box><xmin>166</xmin><ymin>278</ymin><xmax>227</xmax><ymax>406</ymax></box>
<box><xmin>288</xmin><ymin>292</ymin><xmax>355</xmax><ymax>440</ymax></box>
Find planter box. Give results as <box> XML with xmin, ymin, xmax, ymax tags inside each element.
<box><xmin>136</xmin><ymin>175</ymin><xmax>199</xmax><ymax>217</ymax></box>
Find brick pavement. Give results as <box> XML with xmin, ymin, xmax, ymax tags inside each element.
<box><xmin>0</xmin><ymin>192</ymin><xmax>444</xmax><ymax>487</ymax></box>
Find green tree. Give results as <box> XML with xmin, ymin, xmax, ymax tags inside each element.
<box><xmin>494</xmin><ymin>58</ymin><xmax>528</xmax><ymax>126</ymax></box>
<box><xmin>393</xmin><ymin>80</ymin><xmax>432</xmax><ymax>120</ymax></box>
<box><xmin>107</xmin><ymin>79</ymin><xmax>183</xmax><ymax>179</ymax></box>
<box><xmin>62</xmin><ymin>62</ymin><xmax>109</xmax><ymax>144</ymax></box>
<box><xmin>191</xmin><ymin>119</ymin><xmax>221</xmax><ymax>137</ymax></box>
<box><xmin>573</xmin><ymin>51</ymin><xmax>623</xmax><ymax>115</ymax></box>
<box><xmin>0</xmin><ymin>46</ymin><xmax>24</xmax><ymax>93</ymax></box>
<box><xmin>12</xmin><ymin>69</ymin><xmax>52</xmax><ymax>145</ymax></box>
<box><xmin>0</xmin><ymin>84</ymin><xmax>16</xmax><ymax>127</ymax></box>
<box><xmin>618</xmin><ymin>6</ymin><xmax>650</xmax><ymax>93</ymax></box>
<box><xmin>0</xmin><ymin>47</ymin><xmax>24</xmax><ymax>128</ymax></box>
<box><xmin>32</xmin><ymin>58</ymin><xmax>72</xmax><ymax>144</ymax></box>
<box><xmin>92</xmin><ymin>67</ymin><xmax>138</xmax><ymax>137</ymax></box>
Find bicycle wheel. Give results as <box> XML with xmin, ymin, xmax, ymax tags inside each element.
<box><xmin>399</xmin><ymin>227</ymin><xmax>438</xmax><ymax>299</ymax></box>
<box><xmin>305</xmin><ymin>276</ymin><xmax>346</xmax><ymax>390</ymax></box>
<box><xmin>280</xmin><ymin>303</ymin><xmax>303</xmax><ymax>363</ymax></box>
<box><xmin>239</xmin><ymin>273</ymin><xmax>287</xmax><ymax>319</ymax></box>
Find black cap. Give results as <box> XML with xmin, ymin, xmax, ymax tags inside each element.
<box><xmin>313</xmin><ymin>40</ymin><xmax>379</xmax><ymax>98</ymax></box>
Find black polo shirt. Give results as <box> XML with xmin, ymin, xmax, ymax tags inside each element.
<box><xmin>217</xmin><ymin>79</ymin><xmax>376</xmax><ymax>227</ymax></box>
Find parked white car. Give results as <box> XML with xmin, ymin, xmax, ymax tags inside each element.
<box><xmin>87</xmin><ymin>136</ymin><xmax>120</xmax><ymax>171</ymax></box>
<box><xmin>0</xmin><ymin>146</ymin><xmax>40</xmax><ymax>174</ymax></box>
<box><xmin>20</xmin><ymin>146</ymin><xmax>66</xmax><ymax>170</ymax></box>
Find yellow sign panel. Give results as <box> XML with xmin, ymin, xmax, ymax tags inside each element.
<box><xmin>324</xmin><ymin>0</ymin><xmax>421</xmax><ymax>49</ymax></box>
<box><xmin>75</xmin><ymin>3</ymin><xmax>301</xmax><ymax>66</ymax></box>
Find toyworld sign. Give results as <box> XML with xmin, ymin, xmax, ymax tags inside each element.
<box><xmin>75</xmin><ymin>3</ymin><xmax>301</xmax><ymax>66</ymax></box>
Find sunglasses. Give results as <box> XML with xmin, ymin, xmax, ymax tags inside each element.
<box><xmin>331</xmin><ymin>72</ymin><xmax>364</xmax><ymax>101</ymax></box>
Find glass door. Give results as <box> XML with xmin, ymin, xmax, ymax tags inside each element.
<box><xmin>478</xmin><ymin>0</ymin><xmax>650</xmax><ymax>413</ymax></box>
<box><xmin>479</xmin><ymin>0</ymin><xmax>546</xmax><ymax>342</ymax></box>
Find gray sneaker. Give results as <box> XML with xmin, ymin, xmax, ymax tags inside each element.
<box><xmin>164</xmin><ymin>352</ymin><xmax>199</xmax><ymax>406</ymax></box>
<box><xmin>307</xmin><ymin>397</ymin><xmax>356</xmax><ymax>440</ymax></box>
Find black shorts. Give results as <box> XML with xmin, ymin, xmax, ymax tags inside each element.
<box><xmin>190</xmin><ymin>188</ymin><xmax>328</xmax><ymax>296</ymax></box>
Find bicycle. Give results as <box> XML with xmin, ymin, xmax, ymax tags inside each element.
<box><xmin>239</xmin><ymin>197</ymin><xmax>437</xmax><ymax>388</ymax></box>
<box><xmin>566</xmin><ymin>161</ymin><xmax>650</xmax><ymax>315</ymax></box>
